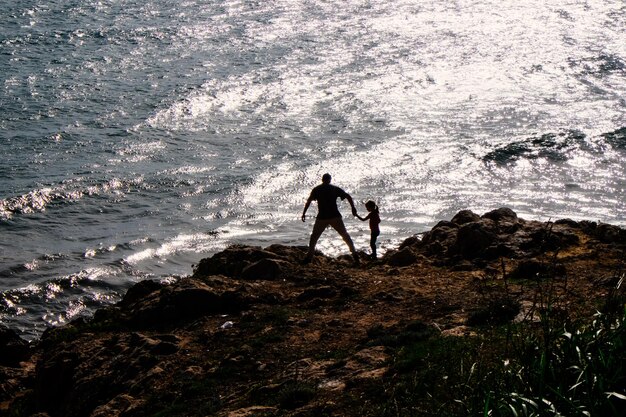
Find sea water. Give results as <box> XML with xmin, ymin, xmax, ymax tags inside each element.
<box><xmin>1</xmin><ymin>0</ymin><xmax>624</xmax><ymax>340</ymax></box>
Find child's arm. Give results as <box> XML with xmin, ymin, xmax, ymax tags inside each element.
<box><xmin>356</xmin><ymin>213</ymin><xmax>371</xmax><ymax>221</ymax></box>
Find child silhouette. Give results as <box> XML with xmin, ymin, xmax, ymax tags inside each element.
<box><xmin>356</xmin><ymin>200</ymin><xmax>381</xmax><ymax>259</ymax></box>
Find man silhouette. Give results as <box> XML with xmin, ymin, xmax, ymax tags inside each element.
<box><xmin>301</xmin><ymin>173</ymin><xmax>359</xmax><ymax>265</ymax></box>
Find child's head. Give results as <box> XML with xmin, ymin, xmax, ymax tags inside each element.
<box><xmin>365</xmin><ymin>200</ymin><xmax>377</xmax><ymax>212</ymax></box>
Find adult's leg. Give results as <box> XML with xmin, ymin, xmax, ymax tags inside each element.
<box><xmin>329</xmin><ymin>218</ymin><xmax>357</xmax><ymax>254</ymax></box>
<box><xmin>306</xmin><ymin>219</ymin><xmax>329</xmax><ymax>259</ymax></box>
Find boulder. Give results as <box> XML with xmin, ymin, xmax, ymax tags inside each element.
<box><xmin>420</xmin><ymin>221</ymin><xmax>458</xmax><ymax>255</ymax></box>
<box><xmin>398</xmin><ymin>235</ymin><xmax>421</xmax><ymax>250</ymax></box>
<box><xmin>164</xmin><ymin>280</ymin><xmax>251</xmax><ymax>319</ymax></box>
<box><xmin>422</xmin><ymin>222</ymin><xmax>457</xmax><ymax>245</ymax></box>
<box><xmin>241</xmin><ymin>258</ymin><xmax>289</xmax><ymax>281</ymax></box>
<box><xmin>595</xmin><ymin>223</ymin><xmax>625</xmax><ymax>244</ymax></box>
<box><xmin>35</xmin><ymin>350</ymin><xmax>80</xmax><ymax>412</ymax></box>
<box><xmin>0</xmin><ymin>325</ymin><xmax>29</xmax><ymax>367</ymax></box>
<box><xmin>122</xmin><ymin>278</ymin><xmax>253</xmax><ymax>327</ymax></box>
<box><xmin>521</xmin><ymin>226</ymin><xmax>580</xmax><ymax>252</ymax></box>
<box><xmin>451</xmin><ymin>210</ymin><xmax>480</xmax><ymax>225</ymax></box>
<box><xmin>385</xmin><ymin>247</ymin><xmax>418</xmax><ymax>267</ymax></box>
<box><xmin>481</xmin><ymin>207</ymin><xmax>518</xmax><ymax>223</ymax></box>
<box><xmin>452</xmin><ymin>220</ymin><xmax>497</xmax><ymax>258</ymax></box>
<box><xmin>193</xmin><ymin>245</ymin><xmax>290</xmax><ymax>279</ymax></box>
<box><xmin>509</xmin><ymin>259</ymin><xmax>566</xmax><ymax>280</ymax></box>
<box><xmin>120</xmin><ymin>279</ymin><xmax>163</xmax><ymax>307</ymax></box>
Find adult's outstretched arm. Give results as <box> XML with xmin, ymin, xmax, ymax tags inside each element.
<box><xmin>346</xmin><ymin>194</ymin><xmax>358</xmax><ymax>216</ymax></box>
<box><xmin>302</xmin><ymin>196</ymin><xmax>313</xmax><ymax>222</ymax></box>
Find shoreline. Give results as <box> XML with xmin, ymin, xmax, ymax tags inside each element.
<box><xmin>1</xmin><ymin>207</ymin><xmax>625</xmax><ymax>416</ymax></box>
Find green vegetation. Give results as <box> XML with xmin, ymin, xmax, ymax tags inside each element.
<box><xmin>370</xmin><ymin>275</ymin><xmax>626</xmax><ymax>417</ymax></box>
<box><xmin>277</xmin><ymin>380</ymin><xmax>318</xmax><ymax>410</ymax></box>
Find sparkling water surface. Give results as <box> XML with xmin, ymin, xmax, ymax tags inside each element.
<box><xmin>1</xmin><ymin>0</ymin><xmax>625</xmax><ymax>340</ymax></box>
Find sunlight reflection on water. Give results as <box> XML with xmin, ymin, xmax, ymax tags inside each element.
<box><xmin>0</xmin><ymin>0</ymin><xmax>624</xmax><ymax>339</ymax></box>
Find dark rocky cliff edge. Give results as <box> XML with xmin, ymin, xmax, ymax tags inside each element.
<box><xmin>1</xmin><ymin>208</ymin><xmax>625</xmax><ymax>417</ymax></box>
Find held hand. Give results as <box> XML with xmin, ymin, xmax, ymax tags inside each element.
<box><xmin>301</xmin><ymin>214</ymin><xmax>306</xmax><ymax>222</ymax></box>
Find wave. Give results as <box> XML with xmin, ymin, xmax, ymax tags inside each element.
<box><xmin>0</xmin><ymin>258</ymin><xmax>166</xmax><ymax>340</ymax></box>
<box><xmin>0</xmin><ymin>176</ymin><xmax>144</xmax><ymax>220</ymax></box>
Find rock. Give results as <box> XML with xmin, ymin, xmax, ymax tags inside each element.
<box><xmin>89</xmin><ymin>394</ymin><xmax>144</xmax><ymax>417</ymax></box>
<box><xmin>128</xmin><ymin>333</ymin><xmax>180</xmax><ymax>355</ymax></box>
<box><xmin>120</xmin><ymin>279</ymin><xmax>163</xmax><ymax>306</ymax></box>
<box><xmin>451</xmin><ymin>210</ymin><xmax>480</xmax><ymax>225</ymax></box>
<box><xmin>240</xmin><ymin>258</ymin><xmax>289</xmax><ymax>280</ymax></box>
<box><xmin>297</xmin><ymin>286</ymin><xmax>337</xmax><ymax>302</ymax></box>
<box><xmin>398</xmin><ymin>235</ymin><xmax>421</xmax><ymax>250</ymax></box>
<box><xmin>452</xmin><ymin>220</ymin><xmax>497</xmax><ymax>258</ymax></box>
<box><xmin>167</xmin><ymin>281</ymin><xmax>250</xmax><ymax>319</ymax></box>
<box><xmin>264</xmin><ymin>244</ymin><xmax>307</xmax><ymax>261</ymax></box>
<box><xmin>441</xmin><ymin>326</ymin><xmax>477</xmax><ymax>337</ymax></box>
<box><xmin>346</xmin><ymin>367</ymin><xmax>388</xmax><ymax>388</ymax></box>
<box><xmin>509</xmin><ymin>259</ymin><xmax>566</xmax><ymax>280</ymax></box>
<box><xmin>467</xmin><ymin>297</ymin><xmax>521</xmax><ymax>326</ymax></box>
<box><xmin>0</xmin><ymin>325</ymin><xmax>29</xmax><ymax>366</ymax></box>
<box><xmin>227</xmin><ymin>406</ymin><xmax>278</xmax><ymax>417</ymax></box>
<box><xmin>482</xmin><ymin>207</ymin><xmax>518</xmax><ymax>223</ymax></box>
<box><xmin>521</xmin><ymin>226</ymin><xmax>580</xmax><ymax>252</ymax></box>
<box><xmin>353</xmin><ymin>346</ymin><xmax>388</xmax><ymax>366</ymax></box>
<box><xmin>421</xmin><ymin>222</ymin><xmax>457</xmax><ymax>246</ymax></box>
<box><xmin>34</xmin><ymin>350</ymin><xmax>80</xmax><ymax>413</ymax></box>
<box><xmin>385</xmin><ymin>247</ymin><xmax>418</xmax><ymax>267</ymax></box>
<box><xmin>122</xmin><ymin>278</ymin><xmax>253</xmax><ymax>327</ymax></box>
<box><xmin>3</xmin><ymin>209</ymin><xmax>625</xmax><ymax>417</ymax></box>
<box><xmin>554</xmin><ymin>218</ymin><xmax>580</xmax><ymax>228</ymax></box>
<box><xmin>595</xmin><ymin>223</ymin><xmax>625</xmax><ymax>243</ymax></box>
<box><xmin>192</xmin><ymin>245</ymin><xmax>289</xmax><ymax>279</ymax></box>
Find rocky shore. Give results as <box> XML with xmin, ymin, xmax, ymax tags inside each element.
<box><xmin>1</xmin><ymin>208</ymin><xmax>625</xmax><ymax>417</ymax></box>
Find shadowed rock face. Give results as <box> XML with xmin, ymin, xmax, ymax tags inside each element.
<box><xmin>192</xmin><ymin>244</ymin><xmax>306</xmax><ymax>280</ymax></box>
<box><xmin>2</xmin><ymin>208</ymin><xmax>624</xmax><ymax>417</ymax></box>
<box><xmin>0</xmin><ymin>326</ymin><xmax>29</xmax><ymax>367</ymax></box>
<box><xmin>385</xmin><ymin>207</ymin><xmax>624</xmax><ymax>267</ymax></box>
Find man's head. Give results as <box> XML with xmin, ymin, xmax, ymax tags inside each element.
<box><xmin>322</xmin><ymin>173</ymin><xmax>332</xmax><ymax>184</ymax></box>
